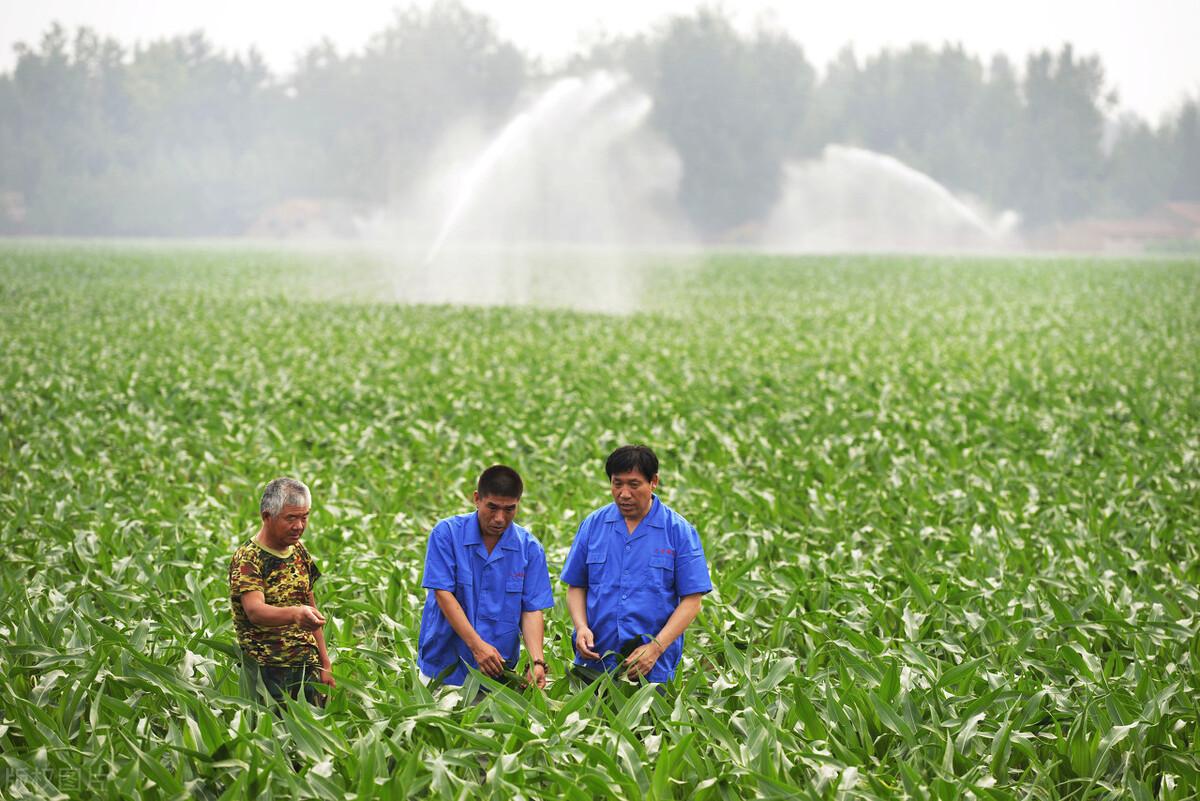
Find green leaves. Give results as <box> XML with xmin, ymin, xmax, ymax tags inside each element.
<box><xmin>1</xmin><ymin>244</ymin><xmax>1198</xmax><ymax>798</ymax></box>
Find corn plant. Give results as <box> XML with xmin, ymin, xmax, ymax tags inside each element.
<box><xmin>0</xmin><ymin>241</ymin><xmax>1197</xmax><ymax>799</ymax></box>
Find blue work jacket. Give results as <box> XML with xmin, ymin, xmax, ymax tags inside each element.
<box><xmin>418</xmin><ymin>513</ymin><xmax>554</xmax><ymax>685</ymax></box>
<box><xmin>561</xmin><ymin>496</ymin><xmax>712</xmax><ymax>682</ymax></box>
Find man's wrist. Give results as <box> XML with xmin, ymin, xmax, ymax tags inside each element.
<box><xmin>531</xmin><ymin>659</ymin><xmax>548</xmax><ymax>672</ymax></box>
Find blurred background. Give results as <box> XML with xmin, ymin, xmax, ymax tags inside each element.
<box><xmin>1</xmin><ymin>0</ymin><xmax>1197</xmax><ymax>253</ymax></box>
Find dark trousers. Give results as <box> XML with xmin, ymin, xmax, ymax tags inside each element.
<box><xmin>241</xmin><ymin>656</ymin><xmax>325</xmax><ymax>708</ymax></box>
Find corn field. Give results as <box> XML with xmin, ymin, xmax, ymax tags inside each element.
<box><xmin>1</xmin><ymin>242</ymin><xmax>1197</xmax><ymax>799</ymax></box>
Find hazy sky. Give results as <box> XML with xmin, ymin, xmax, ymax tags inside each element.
<box><xmin>2</xmin><ymin>0</ymin><xmax>1197</xmax><ymax>122</ymax></box>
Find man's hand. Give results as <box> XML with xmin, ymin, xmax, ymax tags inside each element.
<box><xmin>574</xmin><ymin>626</ymin><xmax>600</xmax><ymax>661</ymax></box>
<box><xmin>470</xmin><ymin>639</ymin><xmax>505</xmax><ymax>677</ymax></box>
<box><xmin>317</xmin><ymin>664</ymin><xmax>336</xmax><ymax>688</ymax></box>
<box><xmin>292</xmin><ymin>605</ymin><xmax>326</xmax><ymax>631</ymax></box>
<box><xmin>525</xmin><ymin>662</ymin><xmax>547</xmax><ymax>690</ymax></box>
<box><xmin>623</xmin><ymin>641</ymin><xmax>663</xmax><ymax>680</ymax></box>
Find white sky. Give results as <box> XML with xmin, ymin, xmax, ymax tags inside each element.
<box><xmin>2</xmin><ymin>0</ymin><xmax>1197</xmax><ymax>123</ymax></box>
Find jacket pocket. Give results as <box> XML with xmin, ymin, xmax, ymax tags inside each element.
<box><xmin>503</xmin><ymin>577</ymin><xmax>524</xmax><ymax>621</ymax></box>
<box><xmin>648</xmin><ymin>553</ymin><xmax>674</xmax><ymax>589</ymax></box>
<box><xmin>586</xmin><ymin>547</ymin><xmax>607</xmax><ymax>586</ymax></box>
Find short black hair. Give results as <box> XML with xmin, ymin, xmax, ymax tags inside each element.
<box><xmin>477</xmin><ymin>464</ymin><xmax>523</xmax><ymax>498</ymax></box>
<box><xmin>605</xmin><ymin>445</ymin><xmax>659</xmax><ymax>481</ymax></box>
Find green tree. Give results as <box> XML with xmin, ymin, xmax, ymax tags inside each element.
<box><xmin>0</xmin><ymin>24</ymin><xmax>288</xmax><ymax>234</ymax></box>
<box><xmin>646</xmin><ymin>11</ymin><xmax>815</xmax><ymax>237</ymax></box>
<box><xmin>0</xmin><ymin>25</ymin><xmax>128</xmax><ymax>232</ymax></box>
<box><xmin>964</xmin><ymin>54</ymin><xmax>1023</xmax><ymax>209</ymax></box>
<box><xmin>287</xmin><ymin>0</ymin><xmax>526</xmax><ymax>203</ymax></box>
<box><xmin>117</xmin><ymin>33</ymin><xmax>286</xmax><ymax>234</ymax></box>
<box><xmin>1</xmin><ymin>7</ymin><xmax>1191</xmax><ymax>237</ymax></box>
<box><xmin>1102</xmin><ymin>114</ymin><xmax>1171</xmax><ymax>214</ymax></box>
<box><xmin>1014</xmin><ymin>45</ymin><xmax>1111</xmax><ymax>225</ymax></box>
<box><xmin>1166</xmin><ymin>97</ymin><xmax>1200</xmax><ymax>201</ymax></box>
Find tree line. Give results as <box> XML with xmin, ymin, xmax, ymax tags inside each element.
<box><xmin>1</xmin><ymin>2</ymin><xmax>1196</xmax><ymax>238</ymax></box>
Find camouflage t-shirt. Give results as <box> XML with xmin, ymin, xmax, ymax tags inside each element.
<box><xmin>229</xmin><ymin>539</ymin><xmax>322</xmax><ymax>668</ymax></box>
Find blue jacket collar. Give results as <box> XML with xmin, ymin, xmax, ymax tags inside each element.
<box><xmin>465</xmin><ymin>512</ymin><xmax>521</xmax><ymax>550</ymax></box>
<box><xmin>603</xmin><ymin>495</ymin><xmax>664</xmax><ymax>529</ymax></box>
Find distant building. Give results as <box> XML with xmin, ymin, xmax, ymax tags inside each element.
<box><xmin>0</xmin><ymin>191</ymin><xmax>26</xmax><ymax>232</ymax></box>
<box><xmin>245</xmin><ymin>197</ymin><xmax>359</xmax><ymax>239</ymax></box>
<box><xmin>1048</xmin><ymin>203</ymin><xmax>1200</xmax><ymax>253</ymax></box>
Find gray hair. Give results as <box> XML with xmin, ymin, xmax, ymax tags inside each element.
<box><xmin>260</xmin><ymin>477</ymin><xmax>311</xmax><ymax>517</ymax></box>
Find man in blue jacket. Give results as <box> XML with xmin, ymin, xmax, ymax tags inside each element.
<box><xmin>561</xmin><ymin>445</ymin><xmax>712</xmax><ymax>682</ymax></box>
<box><xmin>418</xmin><ymin>465</ymin><xmax>554</xmax><ymax>687</ymax></box>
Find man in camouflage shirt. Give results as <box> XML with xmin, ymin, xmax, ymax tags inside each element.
<box><xmin>229</xmin><ymin>477</ymin><xmax>334</xmax><ymax>705</ymax></box>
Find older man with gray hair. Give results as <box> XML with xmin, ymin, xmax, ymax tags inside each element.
<box><xmin>229</xmin><ymin>477</ymin><xmax>335</xmax><ymax>706</ymax></box>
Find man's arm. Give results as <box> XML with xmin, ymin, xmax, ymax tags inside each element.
<box><xmin>308</xmin><ymin>590</ymin><xmax>336</xmax><ymax>687</ymax></box>
<box><xmin>520</xmin><ymin>542</ymin><xmax>554</xmax><ymax>689</ymax></box>
<box><xmin>623</xmin><ymin>593</ymin><xmax>703</xmax><ymax>679</ymax></box>
<box><xmin>433</xmin><ymin>589</ymin><xmax>505</xmax><ymax>677</ymax></box>
<box><xmin>566</xmin><ymin>586</ymin><xmax>601</xmax><ymax>660</ymax></box>
<box><xmin>239</xmin><ymin>591</ymin><xmax>325</xmax><ymax>630</ymax></box>
<box><xmin>520</xmin><ymin>610</ymin><xmax>547</xmax><ymax>688</ymax></box>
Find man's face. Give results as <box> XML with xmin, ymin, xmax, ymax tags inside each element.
<box><xmin>474</xmin><ymin>492</ymin><xmax>519</xmax><ymax>538</ymax></box>
<box><xmin>610</xmin><ymin>470</ymin><xmax>658</xmax><ymax>520</ymax></box>
<box><xmin>264</xmin><ymin>504</ymin><xmax>309</xmax><ymax>547</ymax></box>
